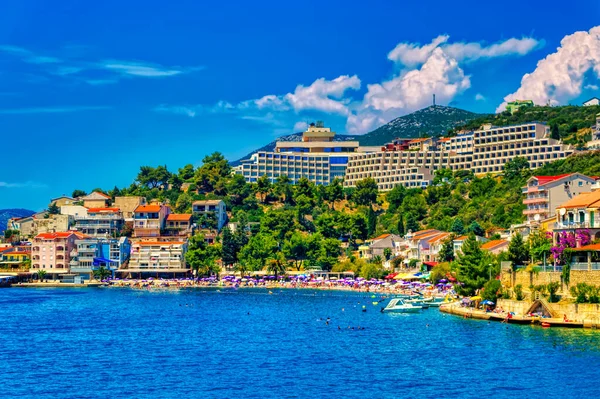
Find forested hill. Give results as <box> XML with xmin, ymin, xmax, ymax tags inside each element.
<box><xmin>232</xmin><ymin>105</ymin><xmax>482</xmax><ymax>165</ymax></box>
<box><xmin>358</xmin><ymin>105</ymin><xmax>482</xmax><ymax>146</ymax></box>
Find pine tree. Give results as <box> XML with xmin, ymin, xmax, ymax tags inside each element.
<box><xmin>456</xmin><ymin>234</ymin><xmax>487</xmax><ymax>295</ymax></box>
<box><xmin>508</xmin><ymin>233</ymin><xmax>529</xmax><ymax>271</ymax></box>
<box><xmin>405</xmin><ymin>212</ymin><xmax>419</xmax><ymax>233</ymax></box>
<box><xmin>450</xmin><ymin>217</ymin><xmax>465</xmax><ymax>235</ymax></box>
<box><xmin>367</xmin><ymin>206</ymin><xmax>377</xmax><ymax>237</ymax></box>
<box><xmin>439</xmin><ymin>235</ymin><xmax>455</xmax><ymax>262</ymax></box>
<box><xmin>551</xmin><ymin>123</ymin><xmax>560</xmax><ymax>140</ymax></box>
<box><xmin>397</xmin><ymin>213</ymin><xmax>405</xmax><ymax>236</ymax></box>
<box><xmin>468</xmin><ymin>220</ymin><xmax>485</xmax><ymax>237</ymax></box>
<box><xmin>48</xmin><ymin>202</ymin><xmax>60</xmax><ymax>215</ymax></box>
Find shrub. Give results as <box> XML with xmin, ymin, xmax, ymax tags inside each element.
<box><xmin>514</xmin><ymin>284</ymin><xmax>524</xmax><ymax>301</ymax></box>
<box><xmin>546</xmin><ymin>282</ymin><xmax>560</xmax><ymax>303</ymax></box>
<box><xmin>481</xmin><ymin>280</ymin><xmax>502</xmax><ymax>303</ymax></box>
<box><xmin>570</xmin><ymin>283</ymin><xmax>590</xmax><ymax>303</ymax></box>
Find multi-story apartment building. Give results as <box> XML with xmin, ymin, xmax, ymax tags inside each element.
<box><xmin>237</xmin><ymin>122</ymin><xmax>373</xmax><ymax>186</ymax></box>
<box><xmin>74</xmin><ymin>207</ymin><xmax>124</xmax><ymax>237</ymax></box>
<box><xmin>522</xmin><ymin>173</ymin><xmax>597</xmax><ymax>223</ymax></box>
<box><xmin>132</xmin><ymin>204</ymin><xmax>169</xmax><ymax>237</ymax></box>
<box><xmin>121</xmin><ymin>240</ymin><xmax>188</xmax><ymax>276</ymax></box>
<box><xmin>69</xmin><ymin>237</ymin><xmax>131</xmax><ymax>279</ymax></box>
<box><xmin>30</xmin><ymin>232</ymin><xmax>87</xmax><ymax>276</ymax></box>
<box><xmin>344</xmin><ymin>122</ymin><xmax>575</xmax><ymax>190</ymax></box>
<box><xmin>554</xmin><ymin>188</ymin><xmax>600</xmax><ymax>243</ymax></box>
<box><xmin>192</xmin><ymin>200</ymin><xmax>227</xmax><ymax>230</ymax></box>
<box><xmin>164</xmin><ymin>214</ymin><xmax>194</xmax><ymax>237</ymax></box>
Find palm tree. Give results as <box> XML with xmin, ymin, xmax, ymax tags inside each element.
<box><xmin>93</xmin><ymin>266</ymin><xmax>111</xmax><ymax>281</ymax></box>
<box><xmin>37</xmin><ymin>269</ymin><xmax>47</xmax><ymax>282</ymax></box>
<box><xmin>235</xmin><ymin>261</ymin><xmax>249</xmax><ymax>278</ymax></box>
<box><xmin>266</xmin><ymin>253</ymin><xmax>287</xmax><ymax>280</ymax></box>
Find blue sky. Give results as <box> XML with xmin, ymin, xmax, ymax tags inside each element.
<box><xmin>1</xmin><ymin>0</ymin><xmax>600</xmax><ymax>210</ymax></box>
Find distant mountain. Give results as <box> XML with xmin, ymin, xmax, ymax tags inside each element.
<box><xmin>357</xmin><ymin>105</ymin><xmax>483</xmax><ymax>146</ymax></box>
<box><xmin>0</xmin><ymin>209</ymin><xmax>35</xmax><ymax>232</ymax></box>
<box><xmin>232</xmin><ymin>105</ymin><xmax>484</xmax><ymax>165</ymax></box>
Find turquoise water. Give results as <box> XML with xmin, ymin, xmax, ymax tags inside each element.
<box><xmin>2</xmin><ymin>288</ymin><xmax>600</xmax><ymax>398</ymax></box>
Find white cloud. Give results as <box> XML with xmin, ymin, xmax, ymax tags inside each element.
<box><xmin>156</xmin><ymin>75</ymin><xmax>361</xmax><ymax>124</ymax></box>
<box><xmin>0</xmin><ymin>44</ymin><xmax>203</xmax><ymax>83</ymax></box>
<box><xmin>347</xmin><ymin>48</ymin><xmax>471</xmax><ymax>133</ymax></box>
<box><xmin>388</xmin><ymin>35</ymin><xmax>449</xmax><ymax>67</ymax></box>
<box><xmin>293</xmin><ymin>121</ymin><xmax>309</xmax><ymax>132</ymax></box>
<box><xmin>0</xmin><ymin>106</ymin><xmax>110</xmax><ymax>114</ymax></box>
<box><xmin>475</xmin><ymin>93</ymin><xmax>486</xmax><ymax>101</ymax></box>
<box><xmin>101</xmin><ymin>60</ymin><xmax>191</xmax><ymax>77</ymax></box>
<box><xmin>283</xmin><ymin>75</ymin><xmax>361</xmax><ymax>115</ymax></box>
<box><xmin>388</xmin><ymin>35</ymin><xmax>541</xmax><ymax>67</ymax></box>
<box><xmin>0</xmin><ymin>181</ymin><xmax>47</xmax><ymax>189</ymax></box>
<box><xmin>497</xmin><ymin>26</ymin><xmax>600</xmax><ymax>111</ymax></box>
<box><xmin>584</xmin><ymin>84</ymin><xmax>599</xmax><ymax>90</ymax></box>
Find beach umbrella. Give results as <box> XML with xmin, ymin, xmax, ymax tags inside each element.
<box><xmin>439</xmin><ymin>279</ymin><xmax>447</xmax><ymax>283</ymax></box>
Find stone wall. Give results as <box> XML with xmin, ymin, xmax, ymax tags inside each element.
<box><xmin>498</xmin><ymin>299</ymin><xmax>600</xmax><ymax>323</ymax></box>
<box><xmin>501</xmin><ymin>269</ymin><xmax>600</xmax><ymax>296</ymax></box>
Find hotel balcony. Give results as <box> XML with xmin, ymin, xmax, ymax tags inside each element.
<box><xmin>522</xmin><ymin>186</ymin><xmax>546</xmax><ymax>193</ymax></box>
<box><xmin>553</xmin><ymin>221</ymin><xmax>596</xmax><ymax>230</ymax></box>
<box><xmin>523</xmin><ymin>196</ymin><xmax>549</xmax><ymax>205</ymax></box>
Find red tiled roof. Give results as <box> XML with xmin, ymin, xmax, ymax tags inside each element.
<box><xmin>167</xmin><ymin>214</ymin><xmax>192</xmax><ymax>221</ymax></box>
<box><xmin>87</xmin><ymin>207</ymin><xmax>120</xmax><ymax>213</ymax></box>
<box><xmin>532</xmin><ymin>174</ymin><xmax>572</xmax><ymax>185</ymax></box>
<box><xmin>573</xmin><ymin>244</ymin><xmax>600</xmax><ymax>251</ymax></box>
<box><xmin>134</xmin><ymin>205</ymin><xmax>162</xmax><ymax>213</ymax></box>
<box><xmin>454</xmin><ymin>235</ymin><xmax>468</xmax><ymax>241</ymax></box>
<box><xmin>35</xmin><ymin>231</ymin><xmax>89</xmax><ymax>240</ymax></box>
<box><xmin>427</xmin><ymin>232</ymin><xmax>450</xmax><ymax>244</ymax></box>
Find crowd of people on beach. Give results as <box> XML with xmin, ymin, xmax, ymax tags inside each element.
<box><xmin>107</xmin><ymin>274</ymin><xmax>456</xmax><ymax>297</ymax></box>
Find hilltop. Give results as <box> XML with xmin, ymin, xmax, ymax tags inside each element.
<box><xmin>0</xmin><ymin>209</ymin><xmax>35</xmax><ymax>233</ymax></box>
<box><xmin>232</xmin><ymin>105</ymin><xmax>483</xmax><ymax>165</ymax></box>
<box><xmin>358</xmin><ymin>105</ymin><xmax>483</xmax><ymax>145</ymax></box>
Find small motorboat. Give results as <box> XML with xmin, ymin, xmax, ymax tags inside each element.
<box><xmin>382</xmin><ymin>298</ymin><xmax>422</xmax><ymax>313</ymax></box>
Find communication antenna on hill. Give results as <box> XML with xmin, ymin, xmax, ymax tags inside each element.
<box><xmin>433</xmin><ymin>94</ymin><xmax>436</xmax><ymax>106</ymax></box>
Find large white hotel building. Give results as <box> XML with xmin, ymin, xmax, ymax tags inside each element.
<box><xmin>237</xmin><ymin>122</ymin><xmax>378</xmax><ymax>185</ymax></box>
<box><xmin>237</xmin><ymin>121</ymin><xmax>575</xmax><ymax>191</ymax></box>
<box><xmin>343</xmin><ymin>122</ymin><xmax>575</xmax><ymax>190</ymax></box>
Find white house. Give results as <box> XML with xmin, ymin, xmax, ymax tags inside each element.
<box><xmin>583</xmin><ymin>97</ymin><xmax>600</xmax><ymax>106</ymax></box>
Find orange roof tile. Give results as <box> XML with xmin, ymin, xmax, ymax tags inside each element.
<box><xmin>35</xmin><ymin>232</ymin><xmax>76</xmax><ymax>240</ymax></box>
<box><xmin>573</xmin><ymin>244</ymin><xmax>600</xmax><ymax>251</ymax></box>
<box><xmin>134</xmin><ymin>205</ymin><xmax>162</xmax><ymax>213</ymax></box>
<box><xmin>454</xmin><ymin>235</ymin><xmax>468</xmax><ymax>241</ymax></box>
<box><xmin>481</xmin><ymin>239</ymin><xmax>508</xmax><ymax>250</ymax></box>
<box><xmin>559</xmin><ymin>190</ymin><xmax>600</xmax><ymax>209</ymax></box>
<box><xmin>167</xmin><ymin>214</ymin><xmax>192</xmax><ymax>221</ymax></box>
<box><xmin>371</xmin><ymin>234</ymin><xmax>390</xmax><ymax>241</ymax></box>
<box><xmin>427</xmin><ymin>232</ymin><xmax>450</xmax><ymax>244</ymax></box>
<box><xmin>87</xmin><ymin>207</ymin><xmax>120</xmax><ymax>213</ymax></box>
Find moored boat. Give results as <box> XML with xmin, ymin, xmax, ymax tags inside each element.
<box><xmin>382</xmin><ymin>298</ymin><xmax>422</xmax><ymax>313</ymax></box>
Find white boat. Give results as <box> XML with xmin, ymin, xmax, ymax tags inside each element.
<box><xmin>382</xmin><ymin>298</ymin><xmax>422</xmax><ymax>313</ymax></box>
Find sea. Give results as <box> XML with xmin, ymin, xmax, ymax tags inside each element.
<box><xmin>2</xmin><ymin>287</ymin><xmax>599</xmax><ymax>398</ymax></box>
